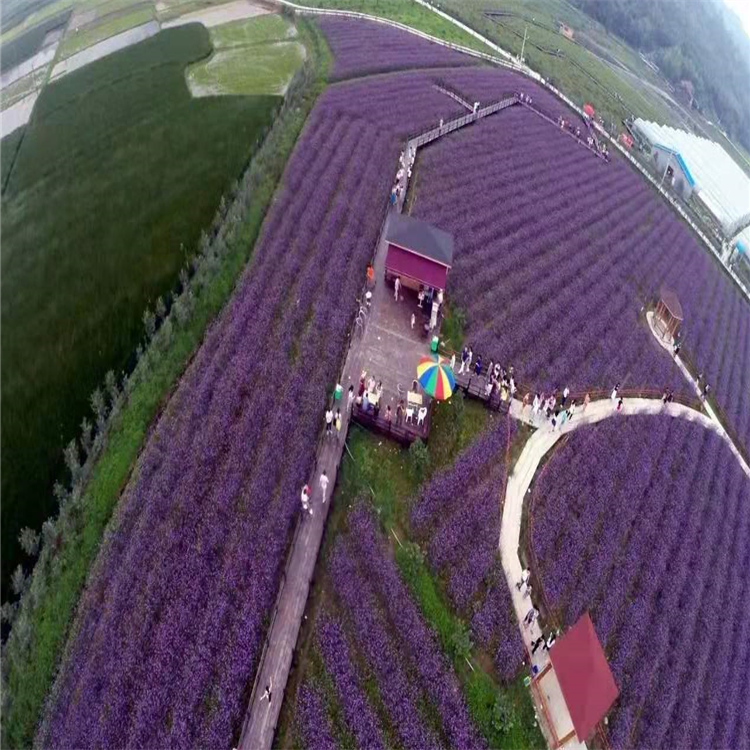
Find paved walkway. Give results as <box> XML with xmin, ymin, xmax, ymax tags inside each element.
<box><xmin>499</xmin><ymin>394</ymin><xmax>749</xmax><ymax>747</ymax></box>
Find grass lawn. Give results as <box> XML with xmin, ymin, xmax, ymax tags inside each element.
<box><xmin>0</xmin><ymin>0</ymin><xmax>71</xmax><ymax>45</ymax></box>
<box><xmin>57</xmin><ymin>5</ymin><xmax>155</xmax><ymax>58</ymax></box>
<box><xmin>187</xmin><ymin>15</ymin><xmax>306</xmax><ymax>96</ymax></box>
<box><xmin>297</xmin><ymin>0</ymin><xmax>497</xmax><ymax>56</ymax></box>
<box><xmin>1</xmin><ymin>23</ymin><xmax>279</xmax><ymax>604</ymax></box>
<box><xmin>276</xmin><ymin>398</ymin><xmax>544</xmax><ymax>749</ymax></box>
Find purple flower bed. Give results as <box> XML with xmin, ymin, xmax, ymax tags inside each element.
<box><xmin>410</xmin><ymin>415</ymin><xmax>525</xmax><ymax>680</ymax></box>
<box><xmin>316</xmin><ymin>616</ymin><xmax>385</xmax><ymax>750</ymax></box>
<box><xmin>295</xmin><ymin>683</ymin><xmax>338</xmax><ymax>750</ymax></box>
<box><xmin>411</xmin><ymin>102</ymin><xmax>750</xmax><ymax>452</ymax></box>
<box><xmin>348</xmin><ymin>506</ymin><xmax>486</xmax><ymax>750</ymax></box>
<box><xmin>37</xmin><ymin>72</ymin><xmax>473</xmax><ymax>749</ymax></box>
<box><xmin>531</xmin><ymin>415</ymin><xmax>750</xmax><ymax>749</ymax></box>
<box><xmin>318</xmin><ymin>16</ymin><xmax>478</xmax><ymax>81</ymax></box>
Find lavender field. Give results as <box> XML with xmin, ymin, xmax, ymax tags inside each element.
<box><xmin>530</xmin><ymin>416</ymin><xmax>750</xmax><ymax>750</ymax></box>
<box><xmin>318</xmin><ymin>16</ymin><xmax>477</xmax><ymax>81</ymax></box>
<box><xmin>36</xmin><ymin>73</ymin><xmax>466</xmax><ymax>748</ymax></box>
<box><xmin>410</xmin><ymin>415</ymin><xmax>526</xmax><ymax>681</ymax></box>
<box><xmin>293</xmin><ymin>505</ymin><xmax>485</xmax><ymax>750</ymax></box>
<box><xmin>411</xmin><ymin>103</ymin><xmax>750</xmax><ymax>451</ymax></box>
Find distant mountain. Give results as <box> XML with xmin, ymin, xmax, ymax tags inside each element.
<box><xmin>570</xmin><ymin>0</ymin><xmax>750</xmax><ymax>150</ymax></box>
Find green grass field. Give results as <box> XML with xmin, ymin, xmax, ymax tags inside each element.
<box><xmin>57</xmin><ymin>5</ymin><xmax>154</xmax><ymax>58</ymax></box>
<box><xmin>0</xmin><ymin>68</ymin><xmax>45</xmax><ymax>108</ymax></box>
<box><xmin>187</xmin><ymin>15</ymin><xmax>306</xmax><ymax>96</ymax></box>
<box><xmin>1</xmin><ymin>23</ymin><xmax>279</xmax><ymax>604</ymax></box>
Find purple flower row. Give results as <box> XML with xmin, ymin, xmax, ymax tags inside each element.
<box><xmin>316</xmin><ymin>615</ymin><xmax>385</xmax><ymax>750</ymax></box>
<box><xmin>318</xmin><ymin>16</ymin><xmax>477</xmax><ymax>81</ymax></box>
<box><xmin>295</xmin><ymin>683</ymin><xmax>338</xmax><ymax>750</ymax></box>
<box><xmin>531</xmin><ymin>415</ymin><xmax>750</xmax><ymax>749</ymax></box>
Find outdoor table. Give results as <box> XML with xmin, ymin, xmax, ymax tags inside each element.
<box><xmin>407</xmin><ymin>391</ymin><xmax>423</xmax><ymax>407</ymax></box>
<box><xmin>367</xmin><ymin>390</ymin><xmax>381</xmax><ymax>406</ymax></box>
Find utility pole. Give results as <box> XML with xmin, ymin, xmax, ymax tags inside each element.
<box><xmin>520</xmin><ymin>25</ymin><xmax>528</xmax><ymax>64</ymax></box>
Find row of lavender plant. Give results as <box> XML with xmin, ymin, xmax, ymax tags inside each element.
<box><xmin>318</xmin><ymin>16</ymin><xmax>477</xmax><ymax>81</ymax></box>
<box><xmin>310</xmin><ymin>504</ymin><xmax>491</xmax><ymax>749</ymax></box>
<box><xmin>531</xmin><ymin>415</ymin><xmax>750</xmax><ymax>750</ymax></box>
<box><xmin>410</xmin><ymin>414</ymin><xmax>525</xmax><ymax>680</ymax></box>
<box><xmin>36</xmin><ymin>69</ymin><xmax>469</xmax><ymax>749</ymax></box>
<box><xmin>411</xmin><ymin>99</ymin><xmax>750</xmax><ymax>452</ymax></box>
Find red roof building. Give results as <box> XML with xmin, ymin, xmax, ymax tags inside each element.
<box><xmin>549</xmin><ymin>613</ymin><xmax>619</xmax><ymax>743</ymax></box>
<box><xmin>384</xmin><ymin>214</ymin><xmax>453</xmax><ymax>292</ymax></box>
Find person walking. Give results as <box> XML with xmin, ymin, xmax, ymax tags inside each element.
<box><xmin>543</xmin><ymin>631</ymin><xmax>558</xmax><ymax>651</ymax></box>
<box><xmin>325</xmin><ymin>407</ymin><xmax>334</xmax><ymax>436</ymax></box>
<box><xmin>516</xmin><ymin>568</ymin><xmax>530</xmax><ymax>590</ymax></box>
<box><xmin>551</xmin><ymin>409</ymin><xmax>559</xmax><ymax>431</ymax></box>
<box><xmin>611</xmin><ymin>383</ymin><xmax>620</xmax><ymax>403</ymax></box>
<box><xmin>567</xmin><ymin>401</ymin><xmax>576</xmax><ymax>421</ymax></box>
<box><xmin>466</xmin><ymin>347</ymin><xmax>473</xmax><ymax>373</ymax></box>
<box><xmin>394</xmin><ymin>276</ymin><xmax>401</xmax><ymax>302</ymax></box>
<box><xmin>522</xmin><ymin>583</ymin><xmax>533</xmax><ymax>599</ymax></box>
<box><xmin>531</xmin><ymin>636</ymin><xmax>545</xmax><ymax>655</ymax></box>
<box><xmin>260</xmin><ymin>677</ymin><xmax>273</xmax><ymax>704</ymax></box>
<box><xmin>459</xmin><ymin>346</ymin><xmax>469</xmax><ymax>375</ymax></box>
<box><xmin>385</xmin><ymin>405</ymin><xmax>392</xmax><ymax>426</ymax></box>
<box><xmin>335</xmin><ymin>408</ymin><xmax>342</xmax><ymax>438</ymax></box>
<box><xmin>616</xmin><ymin>397</ymin><xmax>624</xmax><ymax>414</ymax></box>
<box><xmin>450</xmin><ymin>352</ymin><xmax>456</xmax><ymax>371</ymax></box>
<box><xmin>532</xmin><ymin>393</ymin><xmax>541</xmax><ymax>419</ymax></box>
<box><xmin>347</xmin><ymin>384</ymin><xmax>355</xmax><ymax>413</ymax></box>
<box><xmin>319</xmin><ymin>471</ymin><xmax>330</xmax><ymax>503</ymax></box>
<box><xmin>522</xmin><ymin>392</ymin><xmax>530</xmax><ymax>411</ymax></box>
<box><xmin>559</xmin><ymin>408</ymin><xmax>568</xmax><ymax>428</ymax></box>
<box><xmin>411</xmin><ymin>312</ymin><xmax>416</xmax><ymax>330</ymax></box>
<box><xmin>523</xmin><ymin>607</ymin><xmax>539</xmax><ymax>628</ymax></box>
<box><xmin>301</xmin><ymin>484</ymin><xmax>313</xmax><ymax>516</ymax></box>
<box><xmin>561</xmin><ymin>386</ymin><xmax>570</xmax><ymax>407</ymax></box>
<box><xmin>583</xmin><ymin>392</ymin><xmax>591</xmax><ymax>412</ymax></box>
<box><xmin>396</xmin><ymin>400</ymin><xmax>404</xmax><ymax>424</ymax></box>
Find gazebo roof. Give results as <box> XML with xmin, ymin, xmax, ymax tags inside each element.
<box><xmin>385</xmin><ymin>214</ymin><xmax>453</xmax><ymax>267</ymax></box>
<box><xmin>659</xmin><ymin>287</ymin><xmax>683</xmax><ymax>321</ymax></box>
<box><xmin>549</xmin><ymin>613</ymin><xmax>619</xmax><ymax>742</ymax></box>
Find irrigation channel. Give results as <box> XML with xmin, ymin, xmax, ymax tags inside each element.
<box><xmin>236</xmin><ymin>86</ymin><xmax>750</xmax><ymax>750</ymax></box>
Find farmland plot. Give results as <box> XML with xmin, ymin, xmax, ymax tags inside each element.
<box><xmin>36</xmin><ymin>71</ymin><xmax>468</xmax><ymax>749</ymax></box>
<box><xmin>530</xmin><ymin>415</ymin><xmax>750</xmax><ymax>749</ymax></box>
<box><xmin>411</xmin><ymin>100</ymin><xmax>750</xmax><ymax>452</ymax></box>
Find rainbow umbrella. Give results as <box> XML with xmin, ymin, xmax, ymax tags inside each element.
<box><xmin>416</xmin><ymin>354</ymin><xmax>455</xmax><ymax>400</ymax></box>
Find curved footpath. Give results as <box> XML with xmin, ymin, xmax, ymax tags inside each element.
<box><xmin>500</xmin><ymin>395</ymin><xmax>750</xmax><ymax>748</ymax></box>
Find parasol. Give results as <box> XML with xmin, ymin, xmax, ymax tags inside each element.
<box><xmin>416</xmin><ymin>354</ymin><xmax>455</xmax><ymax>400</ymax></box>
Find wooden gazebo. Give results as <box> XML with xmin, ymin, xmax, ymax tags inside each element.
<box><xmin>653</xmin><ymin>287</ymin><xmax>683</xmax><ymax>341</ymax></box>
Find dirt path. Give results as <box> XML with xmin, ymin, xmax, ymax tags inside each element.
<box><xmin>161</xmin><ymin>0</ymin><xmax>270</xmax><ymax>29</ymax></box>
<box><xmin>49</xmin><ymin>20</ymin><xmax>160</xmax><ymax>79</ymax></box>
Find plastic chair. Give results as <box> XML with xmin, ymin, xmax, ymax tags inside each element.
<box><xmin>405</xmin><ymin>408</ymin><xmax>414</xmax><ymax>424</ymax></box>
<box><xmin>417</xmin><ymin>407</ymin><xmax>427</xmax><ymax>426</ymax></box>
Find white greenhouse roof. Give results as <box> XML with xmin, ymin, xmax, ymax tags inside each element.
<box><xmin>633</xmin><ymin>119</ymin><xmax>750</xmax><ymax>246</ymax></box>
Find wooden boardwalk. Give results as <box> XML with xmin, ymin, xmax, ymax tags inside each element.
<box><xmin>236</xmin><ymin>90</ymin><xmax>526</xmax><ymax>750</ymax></box>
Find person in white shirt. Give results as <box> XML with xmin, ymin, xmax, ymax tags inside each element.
<box><xmin>450</xmin><ymin>352</ymin><xmax>456</xmax><ymax>371</ymax></box>
<box><xmin>325</xmin><ymin>408</ymin><xmax>333</xmax><ymax>436</ymax></box>
<box><xmin>394</xmin><ymin>276</ymin><xmax>401</xmax><ymax>301</ymax></box>
<box><xmin>319</xmin><ymin>471</ymin><xmax>330</xmax><ymax>502</ymax></box>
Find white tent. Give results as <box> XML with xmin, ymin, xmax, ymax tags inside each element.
<box><xmin>633</xmin><ymin>119</ymin><xmax>750</xmax><ymax>249</ymax></box>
